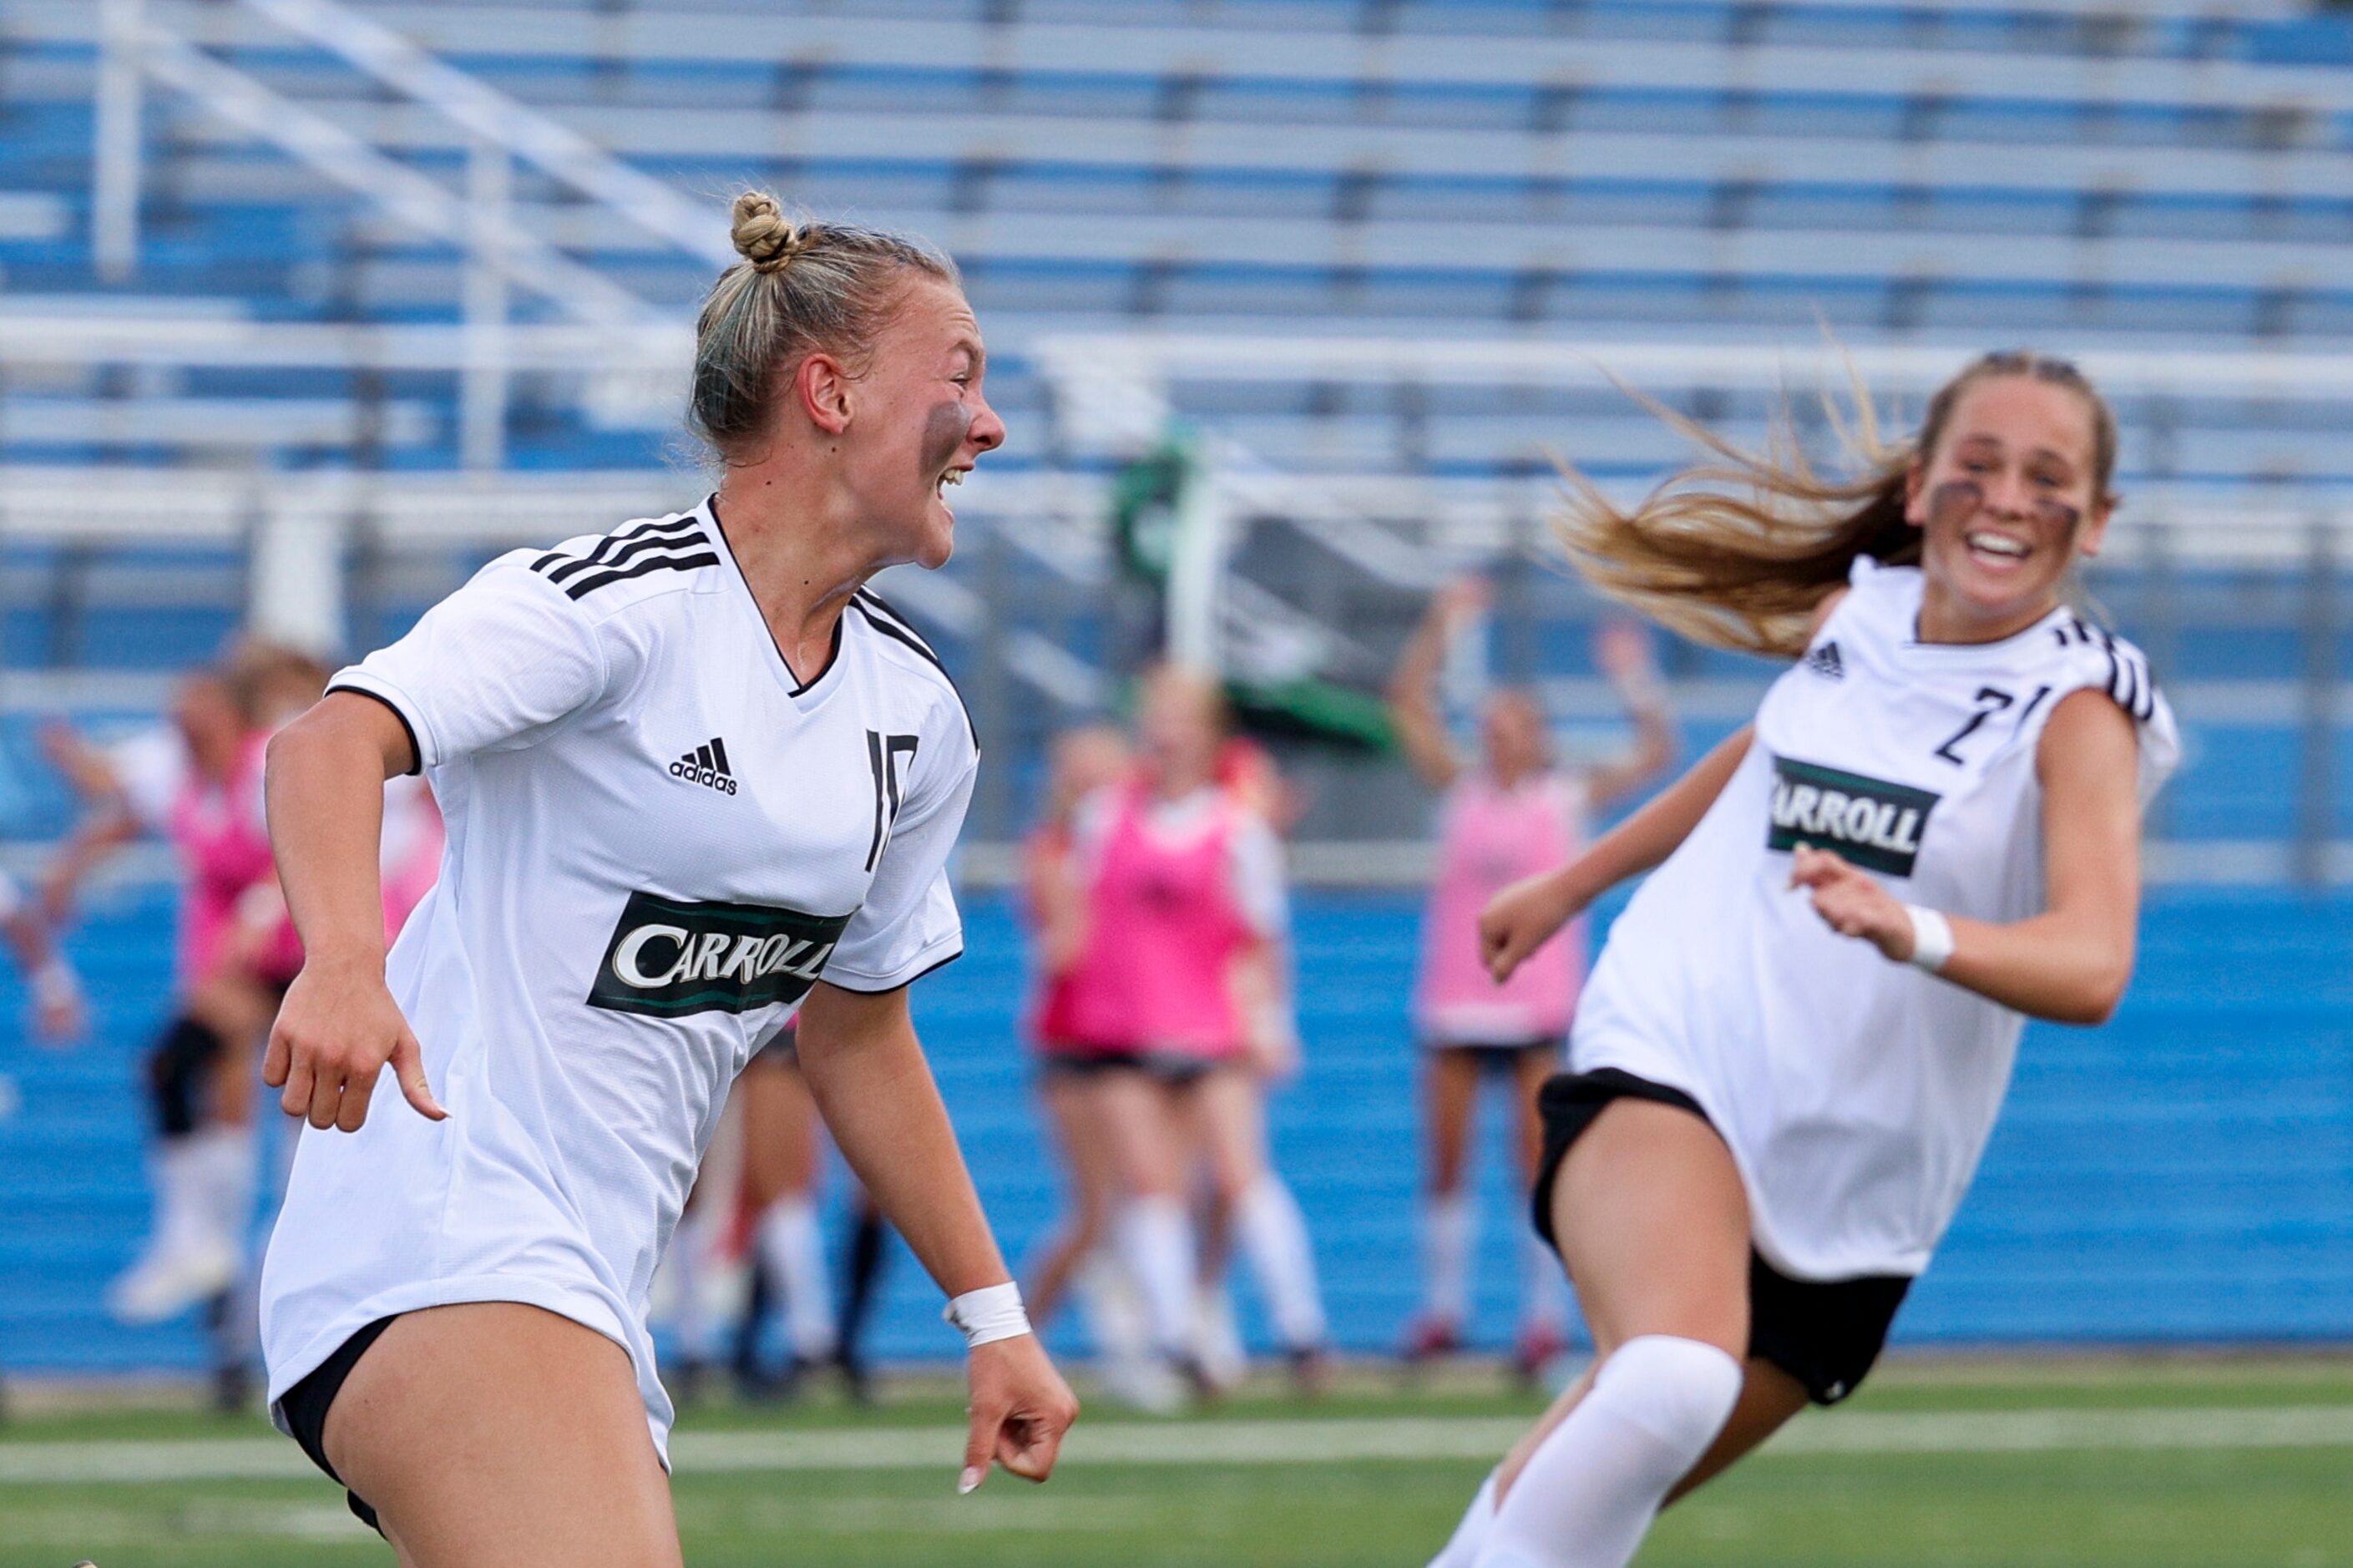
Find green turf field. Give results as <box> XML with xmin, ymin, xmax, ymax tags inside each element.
<box><xmin>7</xmin><ymin>1356</ymin><xmax>2353</xmax><ymax>1566</ymax></box>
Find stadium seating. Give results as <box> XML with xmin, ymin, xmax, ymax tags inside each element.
<box><xmin>5</xmin><ymin>882</ymin><xmax>2350</xmax><ymax>1368</ymax></box>
<box><xmin>1</xmin><ymin>0</ymin><xmax>2350</xmax><ymax>1370</ymax></box>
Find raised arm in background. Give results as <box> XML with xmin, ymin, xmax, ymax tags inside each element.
<box><xmin>1579</xmin><ymin>621</ymin><xmax>1678</xmax><ymax>810</ymax></box>
<box><xmin>1387</xmin><ymin>579</ymin><xmax>1488</xmax><ymax>791</ymax></box>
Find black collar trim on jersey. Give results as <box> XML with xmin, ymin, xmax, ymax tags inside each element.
<box><xmin>705</xmin><ymin>494</ymin><xmax>844</xmax><ymax>699</ymax></box>
<box><xmin>848</xmin><ymin>591</ymin><xmax>978</xmax><ymax>748</ymax></box>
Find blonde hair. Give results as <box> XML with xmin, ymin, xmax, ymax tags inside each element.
<box><xmin>1555</xmin><ymin>351</ymin><xmax>2119</xmax><ymax>658</ymax></box>
<box><xmin>688</xmin><ymin>191</ymin><xmax>961</xmax><ymax>459</ymax></box>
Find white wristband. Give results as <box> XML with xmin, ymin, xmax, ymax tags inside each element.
<box><xmin>943</xmin><ymin>1282</ymin><xmax>1030</xmax><ymax>1349</ymax></box>
<box><xmin>1904</xmin><ymin>905</ymin><xmax>1956</xmax><ymax>974</ymax></box>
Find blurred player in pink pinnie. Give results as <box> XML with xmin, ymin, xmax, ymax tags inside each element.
<box><xmin>1390</xmin><ymin>581</ymin><xmax>1672</xmax><ymax>1381</ymax></box>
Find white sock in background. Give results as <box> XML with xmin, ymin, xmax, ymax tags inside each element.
<box><xmin>1474</xmin><ymin>1335</ymin><xmax>1743</xmax><ymax>1568</ymax></box>
<box><xmin>148</xmin><ymin>1136</ymin><xmax>207</xmax><ymax>1258</ymax></box>
<box><xmin>1520</xmin><ymin>1232</ymin><xmax>1571</xmax><ymax>1337</ymax></box>
<box><xmin>1192</xmin><ymin>1279</ymin><xmax>1248</xmax><ymax>1392</ymax></box>
<box><xmin>757</xmin><ymin>1195</ymin><xmax>838</xmax><ymax>1361</ymax></box>
<box><xmin>1422</xmin><ymin>1189</ymin><xmax>1475</xmax><ymax>1327</ymax></box>
<box><xmin>1427</xmin><ymin>1470</ymin><xmax>1501</xmax><ymax>1568</ymax></box>
<box><xmin>1115</xmin><ymin>1196</ymin><xmax>1197</xmax><ymax>1356</ymax></box>
<box><xmin>665</xmin><ymin>1205</ymin><xmax>726</xmax><ymax>1363</ymax></box>
<box><xmin>188</xmin><ymin>1124</ymin><xmax>258</xmax><ymax>1258</ymax></box>
<box><xmin>1236</xmin><ymin>1178</ymin><xmax>1326</xmax><ymax>1348</ymax></box>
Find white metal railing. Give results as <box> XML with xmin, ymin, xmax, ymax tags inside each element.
<box><xmin>89</xmin><ymin>0</ymin><xmax>724</xmax><ymax>475</ymax></box>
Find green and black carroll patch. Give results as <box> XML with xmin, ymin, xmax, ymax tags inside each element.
<box><xmin>588</xmin><ymin>892</ymin><xmax>853</xmax><ymax>1018</ymax></box>
<box><xmin>1767</xmin><ymin>756</ymin><xmax>1941</xmax><ymax>878</ymax></box>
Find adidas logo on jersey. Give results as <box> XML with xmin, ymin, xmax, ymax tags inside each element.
<box><xmin>1803</xmin><ymin>641</ymin><xmax>1845</xmax><ymax>680</ymax></box>
<box><xmin>669</xmin><ymin>737</ymin><xmax>738</xmax><ymax>796</ymax></box>
<box><xmin>588</xmin><ymin>892</ymin><xmax>853</xmax><ymax>1018</ymax></box>
<box><xmin>1767</xmin><ymin>755</ymin><xmax>1941</xmax><ymax>878</ymax></box>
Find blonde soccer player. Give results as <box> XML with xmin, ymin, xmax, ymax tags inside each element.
<box><xmin>256</xmin><ymin>194</ymin><xmax>1075</xmax><ymax>1563</ymax></box>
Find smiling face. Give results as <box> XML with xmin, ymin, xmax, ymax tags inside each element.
<box><xmin>1905</xmin><ymin>374</ymin><xmax>2113</xmax><ymax>639</ymax></box>
<box><xmin>832</xmin><ymin>276</ymin><xmax>1004</xmax><ymax>570</ymax></box>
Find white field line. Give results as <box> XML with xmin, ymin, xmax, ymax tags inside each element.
<box><xmin>8</xmin><ymin>1405</ymin><xmax>2353</xmax><ymax>1487</ymax></box>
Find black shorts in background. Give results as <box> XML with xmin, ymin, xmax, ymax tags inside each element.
<box><xmin>1529</xmin><ymin>1066</ymin><xmax>1913</xmax><ymax>1406</ymax></box>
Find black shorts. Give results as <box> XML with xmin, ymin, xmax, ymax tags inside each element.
<box><xmin>1424</xmin><ymin>1036</ymin><xmax>1562</xmax><ymax>1075</ymax></box>
<box><xmin>277</xmin><ymin>1315</ymin><xmax>399</xmax><ymax>1536</ymax></box>
<box><xmin>1530</xmin><ymin>1068</ymin><xmax>1912</xmax><ymax>1407</ymax></box>
<box><xmin>1041</xmin><ymin>1048</ymin><xmax>1225</xmax><ymax>1087</ymax></box>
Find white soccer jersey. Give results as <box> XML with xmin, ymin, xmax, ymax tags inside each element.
<box><xmin>1571</xmin><ymin>558</ymin><xmax>2180</xmax><ymax>1282</ymax></box>
<box><xmin>260</xmin><ymin>496</ymin><xmax>978</xmax><ymax>1459</ymax></box>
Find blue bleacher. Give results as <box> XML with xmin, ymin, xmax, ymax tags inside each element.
<box><xmin>4</xmin><ymin>885</ymin><xmax>2349</xmax><ymax>1369</ymax></box>
<box><xmin>2</xmin><ymin>0</ymin><xmax>2350</xmax><ymax>1373</ymax></box>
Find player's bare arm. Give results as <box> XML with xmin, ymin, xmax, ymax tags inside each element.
<box><xmin>1386</xmin><ymin>579</ymin><xmax>1486</xmax><ymax>791</ymax></box>
<box><xmin>261</xmin><ymin>690</ymin><xmax>445</xmax><ymax>1130</ymax></box>
<box><xmin>1480</xmin><ymin>721</ymin><xmax>1754</xmax><ymax>981</ymax></box>
<box><xmin>1791</xmin><ymin>686</ymin><xmax>2143</xmax><ymax>1025</ymax></box>
<box><xmin>795</xmin><ymin>979</ymin><xmax>1079</xmax><ymax>1490</ymax></box>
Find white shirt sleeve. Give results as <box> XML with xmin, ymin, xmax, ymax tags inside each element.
<box><xmin>1227</xmin><ymin>810</ymin><xmax>1289</xmax><ymax>939</ymax></box>
<box><xmin>328</xmin><ymin>553</ymin><xmax>609</xmax><ymax>773</ymax></box>
<box><xmin>822</xmin><ymin>708</ymin><xmax>980</xmax><ymax>993</ymax></box>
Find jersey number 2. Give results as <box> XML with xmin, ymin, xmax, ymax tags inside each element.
<box><xmin>866</xmin><ymin>731</ymin><xmax>920</xmax><ymax>871</ymax></box>
<box><xmin>1932</xmin><ymin>687</ymin><xmax>2014</xmax><ymax>766</ymax></box>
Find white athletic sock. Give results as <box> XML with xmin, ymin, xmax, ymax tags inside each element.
<box><xmin>188</xmin><ymin>1125</ymin><xmax>257</xmax><ymax>1258</ymax></box>
<box><xmin>757</xmin><ymin>1196</ymin><xmax>837</xmax><ymax>1361</ymax></box>
<box><xmin>1423</xmin><ymin>1189</ymin><xmax>1475</xmax><ymax>1326</ymax></box>
<box><xmin>1115</xmin><ymin>1196</ymin><xmax>1197</xmax><ymax>1356</ymax></box>
<box><xmin>149</xmin><ymin>1136</ymin><xmax>207</xmax><ymax>1257</ymax></box>
<box><xmin>1236</xmin><ymin>1178</ymin><xmax>1326</xmax><ymax>1348</ymax></box>
<box><xmin>1475</xmin><ymin>1334</ymin><xmax>1743</xmax><ymax>1568</ymax></box>
<box><xmin>1428</xmin><ymin>1470</ymin><xmax>1500</xmax><ymax>1568</ymax></box>
<box><xmin>667</xmin><ymin>1206</ymin><xmax>725</xmax><ymax>1362</ymax></box>
<box><xmin>1520</xmin><ymin>1232</ymin><xmax>1570</xmax><ymax>1336</ymax></box>
<box><xmin>1074</xmin><ymin>1245</ymin><xmax>1150</xmax><ymax>1363</ymax></box>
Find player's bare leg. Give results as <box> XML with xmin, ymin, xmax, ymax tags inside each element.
<box><xmin>739</xmin><ymin>1054</ymin><xmax>820</xmax><ymax>1212</ymax></box>
<box><xmin>1462</xmin><ymin>1100</ymin><xmax>1747</xmax><ymax>1565</ymax></box>
<box><xmin>1188</xmin><ymin>1067</ymin><xmax>1326</xmax><ymax>1378</ymax></box>
<box><xmin>1424</xmin><ymin>1048</ymin><xmax>1481</xmax><ymax>1197</ymax></box>
<box><xmin>1026</xmin><ymin>1072</ymin><xmax>1121</xmax><ymax>1325</ymax></box>
<box><xmin>323</xmin><ymin>1302</ymin><xmax>682</xmax><ymax>1568</ymax></box>
<box><xmin>1409</xmin><ymin>1050</ymin><xmax>1483</xmax><ymax>1357</ymax></box>
<box><xmin>1665</xmin><ymin>1358</ymin><xmax>1809</xmax><ymax>1502</ymax></box>
<box><xmin>1095</xmin><ymin>1069</ymin><xmax>1197</xmax><ymax>1364</ymax></box>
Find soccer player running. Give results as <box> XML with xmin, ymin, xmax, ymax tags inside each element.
<box><xmin>1389</xmin><ymin>580</ymin><xmax>1672</xmax><ymax>1382</ymax></box>
<box><xmin>1429</xmin><ymin>352</ymin><xmax>2178</xmax><ymax>1568</ymax></box>
<box><xmin>256</xmin><ymin>194</ymin><xmax>1076</xmax><ymax>1564</ymax></box>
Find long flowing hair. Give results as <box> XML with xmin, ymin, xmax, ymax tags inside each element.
<box><xmin>1554</xmin><ymin>352</ymin><xmax>2118</xmax><ymax>659</ymax></box>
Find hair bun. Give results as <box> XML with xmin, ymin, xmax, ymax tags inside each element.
<box><xmin>731</xmin><ymin>190</ymin><xmax>819</xmax><ymax>274</ymax></box>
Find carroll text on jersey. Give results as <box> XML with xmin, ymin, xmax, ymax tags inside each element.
<box><xmin>587</xmin><ymin>891</ymin><xmax>854</xmax><ymax>1017</ymax></box>
<box><xmin>1765</xmin><ymin>756</ymin><xmax>1941</xmax><ymax>878</ymax></box>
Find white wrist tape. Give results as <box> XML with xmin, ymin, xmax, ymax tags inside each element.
<box><xmin>1904</xmin><ymin>905</ymin><xmax>1956</xmax><ymax>974</ymax></box>
<box><xmin>943</xmin><ymin>1282</ymin><xmax>1030</xmax><ymax>1349</ymax></box>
